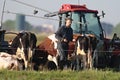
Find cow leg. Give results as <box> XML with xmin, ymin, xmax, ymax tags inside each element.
<box><xmin>28</xmin><ymin>47</ymin><xmax>35</xmax><ymax>70</ymax></box>
<box><xmin>89</xmin><ymin>53</ymin><xmax>93</xmax><ymax>69</ymax></box>
<box><xmin>22</xmin><ymin>56</ymin><xmax>28</xmax><ymax>70</ymax></box>
<box><xmin>80</xmin><ymin>50</ymin><xmax>87</xmax><ymax>69</ymax></box>
<box><xmin>87</xmin><ymin>49</ymin><xmax>91</xmax><ymax>69</ymax></box>
<box><xmin>24</xmin><ymin>60</ymin><xmax>28</xmax><ymax>70</ymax></box>
<box><xmin>76</xmin><ymin>55</ymin><xmax>81</xmax><ymax>70</ymax></box>
<box><xmin>82</xmin><ymin>54</ymin><xmax>87</xmax><ymax>69</ymax></box>
<box><xmin>21</xmin><ymin>53</ymin><xmax>28</xmax><ymax>70</ymax></box>
<box><xmin>87</xmin><ymin>53</ymin><xmax>92</xmax><ymax>69</ymax></box>
<box><xmin>87</xmin><ymin>53</ymin><xmax>89</xmax><ymax>68</ymax></box>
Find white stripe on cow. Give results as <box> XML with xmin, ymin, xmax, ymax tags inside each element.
<box><xmin>47</xmin><ymin>34</ymin><xmax>59</xmax><ymax>67</ymax></box>
<box><xmin>48</xmin><ymin>34</ymin><xmax>58</xmax><ymax>49</ymax></box>
<box><xmin>47</xmin><ymin>55</ymin><xmax>58</xmax><ymax>67</ymax></box>
<box><xmin>16</xmin><ymin>38</ymin><xmax>28</xmax><ymax>69</ymax></box>
<box><xmin>76</xmin><ymin>40</ymin><xmax>86</xmax><ymax>55</ymax></box>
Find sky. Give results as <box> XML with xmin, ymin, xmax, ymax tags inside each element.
<box><xmin>0</xmin><ymin>0</ymin><xmax>120</xmax><ymax>28</ymax></box>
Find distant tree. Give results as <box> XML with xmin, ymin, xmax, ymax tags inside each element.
<box><xmin>2</xmin><ymin>20</ymin><xmax>34</xmax><ymax>31</ymax></box>
<box><xmin>101</xmin><ymin>22</ymin><xmax>114</xmax><ymax>37</ymax></box>
<box><xmin>2</xmin><ymin>19</ymin><xmax>54</xmax><ymax>33</ymax></box>
<box><xmin>24</xmin><ymin>21</ymin><xmax>33</xmax><ymax>31</ymax></box>
<box><xmin>2</xmin><ymin>20</ymin><xmax>16</xmax><ymax>31</ymax></box>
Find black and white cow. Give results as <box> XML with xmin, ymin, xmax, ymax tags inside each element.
<box><xmin>71</xmin><ymin>34</ymin><xmax>98</xmax><ymax>70</ymax></box>
<box><xmin>9</xmin><ymin>31</ymin><xmax>37</xmax><ymax>70</ymax></box>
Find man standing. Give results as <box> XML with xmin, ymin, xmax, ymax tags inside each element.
<box><xmin>55</xmin><ymin>17</ymin><xmax>73</xmax><ymax>70</ymax></box>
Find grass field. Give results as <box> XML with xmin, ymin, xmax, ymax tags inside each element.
<box><xmin>0</xmin><ymin>69</ymin><xmax>120</xmax><ymax>80</ymax></box>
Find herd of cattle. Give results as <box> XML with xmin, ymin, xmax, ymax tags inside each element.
<box><xmin>0</xmin><ymin>31</ymin><xmax>120</xmax><ymax>71</ymax></box>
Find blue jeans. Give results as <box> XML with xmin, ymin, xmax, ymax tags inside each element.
<box><xmin>57</xmin><ymin>42</ymin><xmax>69</xmax><ymax>61</ymax></box>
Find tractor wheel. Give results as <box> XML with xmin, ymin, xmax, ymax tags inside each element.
<box><xmin>110</xmin><ymin>55</ymin><xmax>120</xmax><ymax>71</ymax></box>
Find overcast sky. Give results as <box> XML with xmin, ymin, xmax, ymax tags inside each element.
<box><xmin>0</xmin><ymin>0</ymin><xmax>120</xmax><ymax>27</ymax></box>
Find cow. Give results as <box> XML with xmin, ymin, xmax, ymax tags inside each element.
<box><xmin>0</xmin><ymin>52</ymin><xmax>22</xmax><ymax>70</ymax></box>
<box><xmin>34</xmin><ymin>34</ymin><xmax>58</xmax><ymax>70</ymax></box>
<box><xmin>71</xmin><ymin>34</ymin><xmax>98</xmax><ymax>70</ymax></box>
<box><xmin>8</xmin><ymin>31</ymin><xmax>37</xmax><ymax>70</ymax></box>
<box><xmin>34</xmin><ymin>34</ymin><xmax>78</xmax><ymax>70</ymax></box>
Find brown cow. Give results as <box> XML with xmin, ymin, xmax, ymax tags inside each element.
<box><xmin>34</xmin><ymin>34</ymin><xmax>77</xmax><ymax>70</ymax></box>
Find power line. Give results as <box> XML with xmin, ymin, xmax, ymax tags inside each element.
<box><xmin>4</xmin><ymin>11</ymin><xmax>88</xmax><ymax>26</ymax></box>
<box><xmin>4</xmin><ymin>11</ymin><xmax>59</xmax><ymax>21</ymax></box>
<box><xmin>11</xmin><ymin>0</ymin><xmax>51</xmax><ymax>13</ymax></box>
<box><xmin>1</xmin><ymin>0</ymin><xmax>7</xmax><ymax>29</ymax></box>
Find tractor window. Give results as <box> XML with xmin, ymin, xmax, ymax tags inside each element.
<box><xmin>71</xmin><ymin>12</ymin><xmax>80</xmax><ymax>33</ymax></box>
<box><xmin>61</xmin><ymin>14</ymin><xmax>66</xmax><ymax>26</ymax></box>
<box><xmin>71</xmin><ymin>12</ymin><xmax>103</xmax><ymax>38</ymax></box>
<box><xmin>85</xmin><ymin>13</ymin><xmax>102</xmax><ymax>37</ymax></box>
<box><xmin>71</xmin><ymin>12</ymin><xmax>86</xmax><ymax>33</ymax></box>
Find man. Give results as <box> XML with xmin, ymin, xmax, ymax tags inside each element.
<box><xmin>55</xmin><ymin>17</ymin><xmax>73</xmax><ymax>69</ymax></box>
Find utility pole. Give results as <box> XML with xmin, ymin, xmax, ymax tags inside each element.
<box><xmin>1</xmin><ymin>0</ymin><xmax>7</xmax><ymax>29</ymax></box>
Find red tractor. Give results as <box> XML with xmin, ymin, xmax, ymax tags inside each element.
<box><xmin>45</xmin><ymin>4</ymin><xmax>120</xmax><ymax>70</ymax></box>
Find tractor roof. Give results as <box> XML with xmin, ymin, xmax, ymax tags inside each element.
<box><xmin>59</xmin><ymin>4</ymin><xmax>98</xmax><ymax>13</ymax></box>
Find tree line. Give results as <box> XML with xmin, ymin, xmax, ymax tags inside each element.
<box><xmin>2</xmin><ymin>19</ymin><xmax>120</xmax><ymax>37</ymax></box>
<box><xmin>2</xmin><ymin>20</ymin><xmax>53</xmax><ymax>33</ymax></box>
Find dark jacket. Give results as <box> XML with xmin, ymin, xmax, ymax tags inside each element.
<box><xmin>55</xmin><ymin>25</ymin><xmax>73</xmax><ymax>42</ymax></box>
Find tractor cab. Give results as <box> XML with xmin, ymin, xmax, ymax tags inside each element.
<box><xmin>58</xmin><ymin>4</ymin><xmax>104</xmax><ymax>40</ymax></box>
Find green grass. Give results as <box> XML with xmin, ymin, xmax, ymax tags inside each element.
<box><xmin>0</xmin><ymin>70</ymin><xmax>120</xmax><ymax>80</ymax></box>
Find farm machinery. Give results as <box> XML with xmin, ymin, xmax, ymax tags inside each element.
<box><xmin>0</xmin><ymin>30</ymin><xmax>9</xmax><ymax>52</ymax></box>
<box><xmin>45</xmin><ymin>4</ymin><xmax>120</xmax><ymax>69</ymax></box>
<box><xmin>0</xmin><ymin>29</ymin><xmax>18</xmax><ymax>53</ymax></box>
